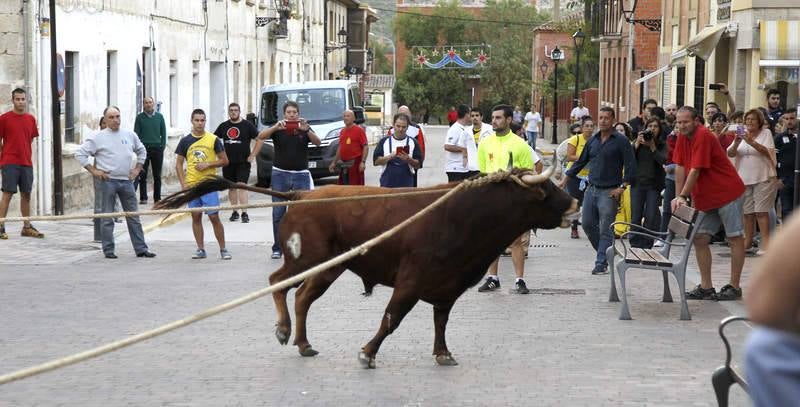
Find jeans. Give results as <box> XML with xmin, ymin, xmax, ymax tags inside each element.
<box><xmin>630</xmin><ymin>185</ymin><xmax>662</xmax><ymax>248</ymax></box>
<box><xmin>660</xmin><ymin>178</ymin><xmax>675</xmax><ymax>233</ymax></box>
<box><xmin>99</xmin><ymin>179</ymin><xmax>148</xmax><ymax>255</ymax></box>
<box><xmin>526</xmin><ymin>131</ymin><xmax>537</xmax><ymax>150</ymax></box>
<box><xmin>581</xmin><ymin>185</ymin><xmax>619</xmax><ymax>269</ymax></box>
<box><xmin>270</xmin><ymin>168</ymin><xmax>312</xmax><ymax>253</ymax></box>
<box><xmin>134</xmin><ymin>146</ymin><xmax>164</xmax><ymax>202</ymax></box>
<box><xmin>779</xmin><ymin>176</ymin><xmax>795</xmax><ymax>221</ymax></box>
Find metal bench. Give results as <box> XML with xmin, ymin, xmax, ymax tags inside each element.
<box><xmin>606</xmin><ymin>204</ymin><xmax>705</xmax><ymax>320</ymax></box>
<box><xmin>711</xmin><ymin>316</ymin><xmax>750</xmax><ymax>407</ymax></box>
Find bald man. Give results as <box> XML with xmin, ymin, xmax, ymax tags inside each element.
<box><xmin>76</xmin><ymin>106</ymin><xmax>155</xmax><ymax>259</ymax></box>
<box><xmin>133</xmin><ymin>96</ymin><xmax>167</xmax><ymax>204</ymax></box>
<box><xmin>329</xmin><ymin>110</ymin><xmax>368</xmax><ymax>185</ymax></box>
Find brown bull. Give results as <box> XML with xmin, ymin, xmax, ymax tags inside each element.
<box><xmin>155</xmin><ymin>164</ymin><xmax>578</xmax><ymax>368</ymax></box>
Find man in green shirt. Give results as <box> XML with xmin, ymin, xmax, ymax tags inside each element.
<box><xmin>133</xmin><ymin>97</ymin><xmax>167</xmax><ymax>204</ymax></box>
<box><xmin>476</xmin><ymin>104</ymin><xmax>535</xmax><ymax>294</ymax></box>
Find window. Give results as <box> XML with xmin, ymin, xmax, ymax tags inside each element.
<box><xmin>676</xmin><ymin>66</ymin><xmax>686</xmax><ymax>107</ymax></box>
<box><xmin>64</xmin><ymin>51</ymin><xmax>78</xmax><ymax>143</ymax></box>
<box><xmin>247</xmin><ymin>61</ymin><xmax>254</xmax><ymax>112</ymax></box>
<box><xmin>260</xmin><ymin>88</ymin><xmax>346</xmax><ymax>125</ymax></box>
<box><xmin>106</xmin><ymin>51</ymin><xmax>117</xmax><ymax>106</ymax></box>
<box><xmin>192</xmin><ymin>60</ymin><xmax>200</xmax><ymax>109</ymax></box>
<box><xmin>259</xmin><ymin>61</ymin><xmax>265</xmax><ymax>89</ymax></box>
<box><xmin>279</xmin><ymin>62</ymin><xmax>284</xmax><ymax>83</ymax></box>
<box><xmin>693</xmin><ymin>58</ymin><xmax>706</xmax><ymax>109</ymax></box>
<box><xmin>233</xmin><ymin>60</ymin><xmax>241</xmax><ymax>103</ymax></box>
<box><xmin>169</xmin><ymin>60</ymin><xmax>177</xmax><ymax>127</ymax></box>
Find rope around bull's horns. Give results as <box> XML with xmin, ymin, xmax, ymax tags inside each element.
<box><xmin>0</xmin><ymin>180</ymin><xmax>472</xmax><ymax>385</ymax></box>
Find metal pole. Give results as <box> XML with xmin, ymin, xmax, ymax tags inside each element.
<box><xmin>794</xmin><ymin>67</ymin><xmax>800</xmax><ymax>208</ymax></box>
<box><xmin>551</xmin><ymin>61</ymin><xmax>559</xmax><ymax>145</ymax></box>
<box><xmin>573</xmin><ymin>49</ymin><xmax>580</xmax><ymax>108</ymax></box>
<box><xmin>49</xmin><ymin>0</ymin><xmax>64</xmax><ymax>215</ymax></box>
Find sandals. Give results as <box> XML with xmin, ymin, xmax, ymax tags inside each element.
<box><xmin>20</xmin><ymin>225</ymin><xmax>45</xmax><ymax>238</ymax></box>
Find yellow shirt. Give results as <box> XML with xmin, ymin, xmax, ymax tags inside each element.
<box><xmin>477</xmin><ymin>131</ymin><xmax>534</xmax><ymax>173</ymax></box>
<box><xmin>566</xmin><ymin>134</ymin><xmax>590</xmax><ymax>177</ymax></box>
<box><xmin>176</xmin><ymin>131</ymin><xmax>225</xmax><ymax>186</ymax></box>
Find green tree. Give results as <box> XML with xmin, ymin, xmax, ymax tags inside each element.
<box><xmin>370</xmin><ymin>41</ymin><xmax>393</xmax><ymax>75</ymax></box>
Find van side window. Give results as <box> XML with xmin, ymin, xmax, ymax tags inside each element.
<box><xmin>350</xmin><ymin>88</ymin><xmax>362</xmax><ymax>108</ymax></box>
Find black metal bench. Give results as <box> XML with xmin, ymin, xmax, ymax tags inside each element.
<box><xmin>712</xmin><ymin>316</ymin><xmax>750</xmax><ymax>406</ymax></box>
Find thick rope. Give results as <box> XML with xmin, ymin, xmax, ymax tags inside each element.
<box><xmin>0</xmin><ymin>180</ymin><xmax>470</xmax><ymax>386</ymax></box>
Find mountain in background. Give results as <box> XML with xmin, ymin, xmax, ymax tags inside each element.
<box><xmin>367</xmin><ymin>0</ymin><xmax>395</xmax><ymax>37</ymax></box>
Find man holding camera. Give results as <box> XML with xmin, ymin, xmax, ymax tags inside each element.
<box><xmin>256</xmin><ymin>101</ymin><xmax>321</xmax><ymax>259</ymax></box>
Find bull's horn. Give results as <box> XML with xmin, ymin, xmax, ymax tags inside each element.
<box><xmin>521</xmin><ymin>163</ymin><xmax>555</xmax><ymax>185</ymax></box>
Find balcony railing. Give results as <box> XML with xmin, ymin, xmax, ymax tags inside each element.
<box><xmin>591</xmin><ymin>0</ymin><xmax>624</xmax><ymax>41</ymax></box>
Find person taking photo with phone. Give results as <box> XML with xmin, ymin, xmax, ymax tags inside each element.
<box><xmin>256</xmin><ymin>101</ymin><xmax>321</xmax><ymax>259</ymax></box>
<box><xmin>373</xmin><ymin>113</ymin><xmax>421</xmax><ymax>188</ymax></box>
<box><xmin>727</xmin><ymin>109</ymin><xmax>778</xmax><ymax>256</ymax></box>
<box><xmin>630</xmin><ymin>117</ymin><xmax>667</xmax><ymax>248</ymax></box>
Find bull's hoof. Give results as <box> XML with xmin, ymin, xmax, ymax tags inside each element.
<box><xmin>435</xmin><ymin>354</ymin><xmax>459</xmax><ymax>366</ymax></box>
<box><xmin>298</xmin><ymin>346</ymin><xmax>319</xmax><ymax>357</ymax></box>
<box><xmin>358</xmin><ymin>351</ymin><xmax>376</xmax><ymax>369</ymax></box>
<box><xmin>275</xmin><ymin>328</ymin><xmax>290</xmax><ymax>345</ymax></box>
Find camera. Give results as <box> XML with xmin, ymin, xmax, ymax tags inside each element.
<box><xmin>641</xmin><ymin>129</ymin><xmax>654</xmax><ymax>141</ymax></box>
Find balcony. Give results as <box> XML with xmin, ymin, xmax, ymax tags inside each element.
<box><xmin>591</xmin><ymin>0</ymin><xmax>625</xmax><ymax>41</ymax></box>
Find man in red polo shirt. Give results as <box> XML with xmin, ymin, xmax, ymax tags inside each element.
<box><xmin>329</xmin><ymin>110</ymin><xmax>368</xmax><ymax>185</ymax></box>
<box><xmin>672</xmin><ymin>106</ymin><xmax>745</xmax><ymax>301</ymax></box>
<box><xmin>0</xmin><ymin>88</ymin><xmax>44</xmax><ymax>240</ymax></box>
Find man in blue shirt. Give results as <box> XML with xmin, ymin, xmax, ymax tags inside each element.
<box><xmin>560</xmin><ymin>107</ymin><xmax>637</xmax><ymax>275</ymax></box>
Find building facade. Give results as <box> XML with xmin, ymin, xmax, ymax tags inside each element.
<box><xmin>0</xmin><ymin>0</ymin><xmax>379</xmax><ymax>214</ymax></box>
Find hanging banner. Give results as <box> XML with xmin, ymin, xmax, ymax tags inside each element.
<box><xmin>411</xmin><ymin>45</ymin><xmax>490</xmax><ymax>69</ymax></box>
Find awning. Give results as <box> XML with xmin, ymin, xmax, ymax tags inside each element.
<box><xmin>634</xmin><ymin>64</ymin><xmax>671</xmax><ymax>85</ymax></box>
<box><xmin>670</xmin><ymin>24</ymin><xmax>727</xmax><ymax>64</ymax></box>
<box><xmin>760</xmin><ymin>20</ymin><xmax>800</xmax><ymax>63</ymax></box>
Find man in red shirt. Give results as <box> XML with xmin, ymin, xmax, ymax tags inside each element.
<box><xmin>0</xmin><ymin>88</ymin><xmax>44</xmax><ymax>240</ymax></box>
<box><xmin>672</xmin><ymin>106</ymin><xmax>745</xmax><ymax>301</ymax></box>
<box><xmin>329</xmin><ymin>110</ymin><xmax>368</xmax><ymax>185</ymax></box>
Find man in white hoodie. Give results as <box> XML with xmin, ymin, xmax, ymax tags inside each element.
<box><xmin>76</xmin><ymin>106</ymin><xmax>155</xmax><ymax>259</ymax></box>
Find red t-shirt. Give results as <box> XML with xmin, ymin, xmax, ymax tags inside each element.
<box><xmin>673</xmin><ymin>125</ymin><xmax>744</xmax><ymax>211</ymax></box>
<box><xmin>447</xmin><ymin>110</ymin><xmax>458</xmax><ymax>122</ymax></box>
<box><xmin>716</xmin><ymin>132</ymin><xmax>735</xmax><ymax>150</ymax></box>
<box><xmin>338</xmin><ymin>125</ymin><xmax>367</xmax><ymax>161</ymax></box>
<box><xmin>0</xmin><ymin>111</ymin><xmax>39</xmax><ymax>167</ymax></box>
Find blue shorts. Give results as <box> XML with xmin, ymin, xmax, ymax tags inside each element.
<box><xmin>188</xmin><ymin>191</ymin><xmax>220</xmax><ymax>215</ymax></box>
<box><xmin>697</xmin><ymin>195</ymin><xmax>744</xmax><ymax>237</ymax></box>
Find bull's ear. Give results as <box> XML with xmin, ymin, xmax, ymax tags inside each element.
<box><xmin>529</xmin><ymin>186</ymin><xmax>546</xmax><ymax>201</ymax></box>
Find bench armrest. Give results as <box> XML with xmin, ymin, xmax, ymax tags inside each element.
<box><xmin>610</xmin><ymin>221</ymin><xmax>669</xmax><ymax>236</ymax></box>
<box><xmin>619</xmin><ymin>231</ymin><xmax>686</xmax><ymax>248</ymax></box>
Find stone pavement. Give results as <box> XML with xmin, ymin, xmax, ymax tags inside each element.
<box><xmin>0</xmin><ymin>126</ymin><xmax>755</xmax><ymax>406</ymax></box>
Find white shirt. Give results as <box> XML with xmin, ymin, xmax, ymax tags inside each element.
<box><xmin>570</xmin><ymin>106</ymin><xmax>589</xmax><ymax>121</ymax></box>
<box><xmin>473</xmin><ymin>122</ymin><xmax>494</xmax><ymax>144</ymax></box>
<box><xmin>444</xmin><ymin>122</ymin><xmax>478</xmax><ymax>173</ymax></box>
<box><xmin>728</xmin><ymin>128</ymin><xmax>777</xmax><ymax>185</ymax></box>
<box><xmin>524</xmin><ymin>112</ymin><xmax>541</xmax><ymax>132</ymax></box>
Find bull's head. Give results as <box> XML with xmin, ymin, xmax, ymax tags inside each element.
<box><xmin>515</xmin><ymin>157</ymin><xmax>580</xmax><ymax>229</ymax></box>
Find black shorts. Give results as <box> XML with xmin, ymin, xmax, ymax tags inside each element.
<box><xmin>1</xmin><ymin>165</ymin><xmax>34</xmax><ymax>194</ymax></box>
<box><xmin>446</xmin><ymin>171</ymin><xmax>480</xmax><ymax>182</ymax></box>
<box><xmin>222</xmin><ymin>162</ymin><xmax>252</xmax><ymax>183</ymax></box>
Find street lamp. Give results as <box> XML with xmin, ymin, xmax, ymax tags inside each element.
<box><xmin>571</xmin><ymin>29</ymin><xmax>585</xmax><ymax>108</ymax></box>
<box><xmin>550</xmin><ymin>46</ymin><xmax>563</xmax><ymax>145</ymax></box>
<box><xmin>621</xmin><ymin>0</ymin><xmax>662</xmax><ymax>32</ymax></box>
<box><xmin>539</xmin><ymin>60</ymin><xmax>549</xmax><ymax>139</ymax></box>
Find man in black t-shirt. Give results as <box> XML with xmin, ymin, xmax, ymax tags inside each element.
<box><xmin>255</xmin><ymin>101</ymin><xmax>321</xmax><ymax>259</ymax></box>
<box><xmin>214</xmin><ymin>102</ymin><xmax>261</xmax><ymax>223</ymax></box>
<box><xmin>775</xmin><ymin>108</ymin><xmax>797</xmax><ymax>221</ymax></box>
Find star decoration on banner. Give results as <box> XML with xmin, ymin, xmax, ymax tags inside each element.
<box><xmin>431</xmin><ymin>48</ymin><xmax>440</xmax><ymax>56</ymax></box>
<box><xmin>465</xmin><ymin>49</ymin><xmax>473</xmax><ymax>56</ymax></box>
<box><xmin>477</xmin><ymin>52</ymin><xmax>489</xmax><ymax>64</ymax></box>
<box><xmin>416</xmin><ymin>53</ymin><xmax>427</xmax><ymax>65</ymax></box>
<box><xmin>447</xmin><ymin>48</ymin><xmax>457</xmax><ymax>58</ymax></box>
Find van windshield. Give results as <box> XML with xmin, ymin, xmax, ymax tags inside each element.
<box><xmin>260</xmin><ymin>88</ymin><xmax>346</xmax><ymax>125</ymax></box>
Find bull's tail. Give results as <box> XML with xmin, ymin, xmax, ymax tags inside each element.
<box><xmin>154</xmin><ymin>177</ymin><xmax>300</xmax><ymax>209</ymax></box>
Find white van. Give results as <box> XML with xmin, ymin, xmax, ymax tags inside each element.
<box><xmin>255</xmin><ymin>80</ymin><xmax>365</xmax><ymax>186</ymax></box>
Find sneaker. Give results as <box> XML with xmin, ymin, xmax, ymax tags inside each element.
<box><xmin>714</xmin><ymin>284</ymin><xmax>742</xmax><ymax>301</ymax></box>
<box><xmin>192</xmin><ymin>249</ymin><xmax>207</xmax><ymax>259</ymax></box>
<box><xmin>0</xmin><ymin>226</ymin><xmax>7</xmax><ymax>240</ymax></box>
<box><xmin>515</xmin><ymin>279</ymin><xmax>530</xmax><ymax>294</ymax></box>
<box><xmin>591</xmin><ymin>265</ymin><xmax>608</xmax><ymax>275</ymax></box>
<box><xmin>686</xmin><ymin>284</ymin><xmax>716</xmax><ymax>300</ymax></box>
<box><xmin>220</xmin><ymin>248</ymin><xmax>232</xmax><ymax>260</ymax></box>
<box><xmin>20</xmin><ymin>226</ymin><xmax>44</xmax><ymax>238</ymax></box>
<box><xmin>477</xmin><ymin>277</ymin><xmax>500</xmax><ymax>292</ymax></box>
<box><xmin>570</xmin><ymin>227</ymin><xmax>579</xmax><ymax>239</ymax></box>
<box><xmin>139</xmin><ymin>199</ymin><xmax>148</xmax><ymax>205</ymax></box>
<box><xmin>241</xmin><ymin>212</ymin><xmax>249</xmax><ymax>223</ymax></box>
<box><xmin>755</xmin><ymin>249</ymin><xmax>767</xmax><ymax>256</ymax></box>
<box><xmin>229</xmin><ymin>211</ymin><xmax>240</xmax><ymax>222</ymax></box>
<box><xmin>653</xmin><ymin>240</ymin><xmax>665</xmax><ymax>248</ymax></box>
<box><xmin>271</xmin><ymin>251</ymin><xmax>282</xmax><ymax>259</ymax></box>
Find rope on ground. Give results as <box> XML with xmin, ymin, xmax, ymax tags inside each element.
<box><xmin>0</xmin><ymin>181</ymin><xmax>469</xmax><ymax>386</ymax></box>
<box><xmin>0</xmin><ymin>188</ymin><xmax>453</xmax><ymax>224</ymax></box>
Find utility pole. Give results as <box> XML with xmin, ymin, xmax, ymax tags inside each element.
<box><xmin>49</xmin><ymin>0</ymin><xmax>64</xmax><ymax>215</ymax></box>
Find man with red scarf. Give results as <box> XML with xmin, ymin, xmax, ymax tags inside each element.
<box><xmin>329</xmin><ymin>110</ymin><xmax>368</xmax><ymax>185</ymax></box>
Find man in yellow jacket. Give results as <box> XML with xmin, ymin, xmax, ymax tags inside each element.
<box><xmin>476</xmin><ymin>104</ymin><xmax>535</xmax><ymax>294</ymax></box>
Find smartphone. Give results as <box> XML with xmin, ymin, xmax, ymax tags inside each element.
<box><xmin>395</xmin><ymin>146</ymin><xmax>409</xmax><ymax>155</ymax></box>
<box><xmin>736</xmin><ymin>124</ymin><xmax>745</xmax><ymax>138</ymax></box>
<box><xmin>727</xmin><ymin>123</ymin><xmax>739</xmax><ymax>133</ymax></box>
<box><xmin>709</xmin><ymin>83</ymin><xmax>723</xmax><ymax>91</ymax></box>
<box><xmin>284</xmin><ymin>120</ymin><xmax>300</xmax><ymax>135</ymax></box>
